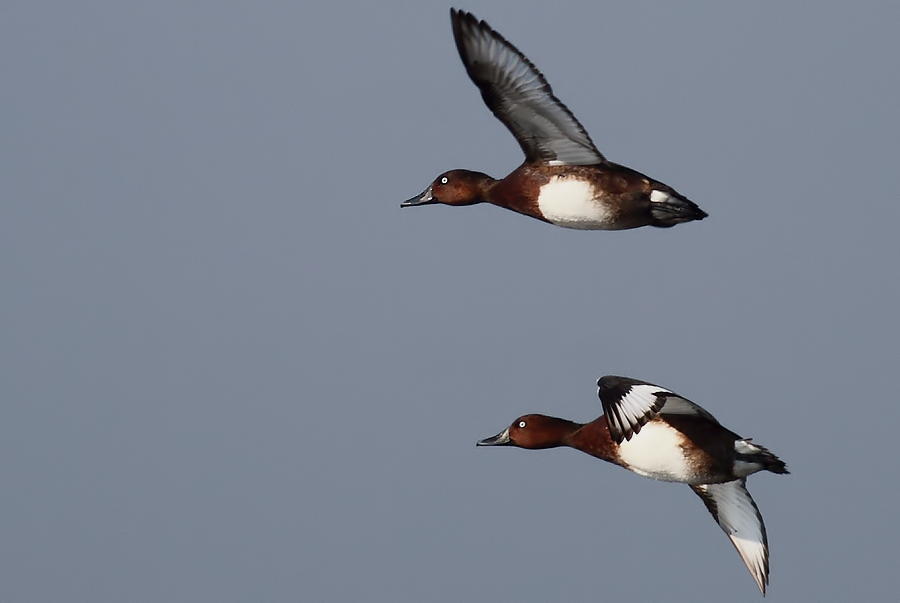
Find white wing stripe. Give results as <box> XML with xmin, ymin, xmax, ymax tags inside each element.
<box><xmin>621</xmin><ymin>385</ymin><xmax>665</xmax><ymax>415</ymax></box>
<box><xmin>614</xmin><ymin>385</ymin><xmax>671</xmax><ymax>439</ymax></box>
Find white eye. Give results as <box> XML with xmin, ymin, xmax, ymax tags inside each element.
<box><xmin>518</xmin><ymin>421</ymin><xmax>526</xmax><ymax>428</ymax></box>
<box><xmin>440</xmin><ymin>176</ymin><xmax>448</xmax><ymax>184</ymax></box>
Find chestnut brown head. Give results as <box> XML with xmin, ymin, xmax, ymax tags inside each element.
<box><xmin>401</xmin><ymin>170</ymin><xmax>493</xmax><ymax>207</ymax></box>
<box><xmin>477</xmin><ymin>414</ymin><xmax>579</xmax><ymax>450</ymax></box>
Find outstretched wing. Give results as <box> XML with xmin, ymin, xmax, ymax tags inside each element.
<box><xmin>598</xmin><ymin>375</ymin><xmax>720</xmax><ymax>443</ymax></box>
<box><xmin>451</xmin><ymin>10</ymin><xmax>606</xmax><ymax>166</ymax></box>
<box><xmin>597</xmin><ymin>375</ymin><xmax>671</xmax><ymax>442</ymax></box>
<box><xmin>691</xmin><ymin>480</ymin><xmax>770</xmax><ymax>596</ymax></box>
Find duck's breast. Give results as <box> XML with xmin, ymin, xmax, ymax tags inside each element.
<box><xmin>535</xmin><ymin>175</ymin><xmax>617</xmax><ymax>229</ymax></box>
<box><xmin>616</xmin><ymin>421</ymin><xmax>700</xmax><ymax>483</ymax></box>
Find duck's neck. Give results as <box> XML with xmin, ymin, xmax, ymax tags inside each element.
<box><xmin>481</xmin><ymin>165</ymin><xmax>547</xmax><ymax>222</ymax></box>
<box><xmin>565</xmin><ymin>417</ymin><xmax>617</xmax><ymax>463</ymax></box>
<box><xmin>520</xmin><ymin>415</ymin><xmax>583</xmax><ymax>450</ymax></box>
<box><xmin>467</xmin><ymin>170</ymin><xmax>498</xmax><ymax>205</ymax></box>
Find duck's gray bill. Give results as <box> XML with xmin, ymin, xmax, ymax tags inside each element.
<box><xmin>477</xmin><ymin>428</ymin><xmax>511</xmax><ymax>446</ymax></box>
<box><xmin>401</xmin><ymin>185</ymin><xmax>435</xmax><ymax>207</ymax></box>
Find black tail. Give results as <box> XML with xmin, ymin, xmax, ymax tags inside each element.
<box><xmin>737</xmin><ymin>439</ymin><xmax>789</xmax><ymax>475</ymax></box>
<box><xmin>759</xmin><ymin>449</ymin><xmax>789</xmax><ymax>475</ymax></box>
<box><xmin>649</xmin><ymin>192</ymin><xmax>708</xmax><ymax>228</ymax></box>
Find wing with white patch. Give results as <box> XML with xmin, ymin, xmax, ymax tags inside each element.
<box><xmin>690</xmin><ymin>480</ymin><xmax>770</xmax><ymax>596</ymax></box>
<box><xmin>451</xmin><ymin>10</ymin><xmax>606</xmax><ymax>166</ymax></box>
<box><xmin>597</xmin><ymin>376</ymin><xmax>674</xmax><ymax>443</ymax></box>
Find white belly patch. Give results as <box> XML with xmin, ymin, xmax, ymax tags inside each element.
<box><xmin>536</xmin><ymin>177</ymin><xmax>613</xmax><ymax>229</ymax></box>
<box><xmin>616</xmin><ymin>422</ymin><xmax>693</xmax><ymax>483</ymax></box>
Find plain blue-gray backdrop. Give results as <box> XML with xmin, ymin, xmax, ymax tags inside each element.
<box><xmin>3</xmin><ymin>1</ymin><xmax>898</xmax><ymax>601</ymax></box>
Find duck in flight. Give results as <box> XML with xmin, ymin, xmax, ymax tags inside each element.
<box><xmin>478</xmin><ymin>375</ymin><xmax>787</xmax><ymax>595</ymax></box>
<box><xmin>402</xmin><ymin>10</ymin><xmax>708</xmax><ymax>230</ymax></box>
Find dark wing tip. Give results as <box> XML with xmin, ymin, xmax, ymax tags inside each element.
<box><xmin>449</xmin><ymin>9</ymin><xmax>547</xmax><ymax>91</ymax></box>
<box><xmin>450</xmin><ymin>9</ymin><xmax>485</xmax><ymax>57</ymax></box>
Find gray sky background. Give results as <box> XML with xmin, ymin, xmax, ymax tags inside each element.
<box><xmin>3</xmin><ymin>1</ymin><xmax>899</xmax><ymax>601</ymax></box>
